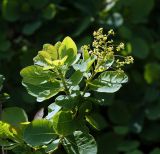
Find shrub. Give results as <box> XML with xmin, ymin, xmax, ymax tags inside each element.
<box><xmin>0</xmin><ymin>28</ymin><xmax>133</xmax><ymax>154</ymax></box>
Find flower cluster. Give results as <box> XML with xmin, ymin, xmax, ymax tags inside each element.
<box><xmin>81</xmin><ymin>28</ymin><xmax>134</xmax><ymax>71</ymax></box>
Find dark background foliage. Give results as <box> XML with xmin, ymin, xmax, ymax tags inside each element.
<box><xmin>0</xmin><ymin>0</ymin><xmax>160</xmax><ymax>153</ymax></box>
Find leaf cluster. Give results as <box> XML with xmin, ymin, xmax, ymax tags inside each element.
<box><xmin>0</xmin><ymin>28</ymin><xmax>132</xmax><ymax>154</ymax></box>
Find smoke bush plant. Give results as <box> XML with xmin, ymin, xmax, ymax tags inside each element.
<box><xmin>0</xmin><ymin>28</ymin><xmax>133</xmax><ymax>154</ymax></box>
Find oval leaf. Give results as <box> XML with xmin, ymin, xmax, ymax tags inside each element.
<box><xmin>23</xmin><ymin>119</ymin><xmax>57</xmax><ymax>147</ymax></box>
<box><xmin>2</xmin><ymin>107</ymin><xmax>28</xmax><ymax>127</ymax></box>
<box><xmin>53</xmin><ymin>111</ymin><xmax>77</xmax><ymax>136</ymax></box>
<box><xmin>59</xmin><ymin>37</ymin><xmax>77</xmax><ymax>65</ymax></box>
<box><xmin>89</xmin><ymin>71</ymin><xmax>128</xmax><ymax>93</ymax></box>
<box><xmin>62</xmin><ymin>131</ymin><xmax>97</xmax><ymax>154</ymax></box>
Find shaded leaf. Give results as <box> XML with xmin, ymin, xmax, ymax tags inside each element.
<box><xmin>2</xmin><ymin>0</ymin><xmax>20</xmax><ymax>22</ymax></box>
<box><xmin>2</xmin><ymin>107</ymin><xmax>28</xmax><ymax>127</ymax></box>
<box><xmin>23</xmin><ymin>119</ymin><xmax>57</xmax><ymax>147</ymax></box>
<box><xmin>86</xmin><ymin>113</ymin><xmax>107</xmax><ymax>130</ymax></box>
<box><xmin>62</xmin><ymin>131</ymin><xmax>97</xmax><ymax>154</ymax></box>
<box><xmin>0</xmin><ymin>74</ymin><xmax>5</xmax><ymax>91</ymax></box>
<box><xmin>118</xmin><ymin>140</ymin><xmax>140</xmax><ymax>152</ymax></box>
<box><xmin>126</xmin><ymin>150</ymin><xmax>143</xmax><ymax>154</ymax></box>
<box><xmin>150</xmin><ymin>148</ymin><xmax>160</xmax><ymax>154</ymax></box>
<box><xmin>22</xmin><ymin>21</ymin><xmax>42</xmax><ymax>35</ymax></box>
<box><xmin>69</xmin><ymin>70</ymin><xmax>83</xmax><ymax>86</ymax></box>
<box><xmin>52</xmin><ymin>111</ymin><xmax>77</xmax><ymax>136</ymax></box>
<box><xmin>131</xmin><ymin>38</ymin><xmax>149</xmax><ymax>59</ymax></box>
<box><xmin>114</xmin><ymin>126</ymin><xmax>129</xmax><ymax>135</ymax></box>
<box><xmin>45</xmin><ymin>138</ymin><xmax>60</xmax><ymax>153</ymax></box>
<box><xmin>55</xmin><ymin>94</ymin><xmax>80</xmax><ymax>109</ymax></box>
<box><xmin>144</xmin><ymin>63</ymin><xmax>160</xmax><ymax>84</ymax></box>
<box><xmin>42</xmin><ymin>3</ymin><xmax>56</xmax><ymax>20</ymax></box>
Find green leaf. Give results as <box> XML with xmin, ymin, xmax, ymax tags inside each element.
<box><xmin>73</xmin><ymin>17</ymin><xmax>92</xmax><ymax>37</ymax></box>
<box><xmin>62</xmin><ymin>131</ymin><xmax>97</xmax><ymax>154</ymax></box>
<box><xmin>82</xmin><ymin>47</ymin><xmax>90</xmax><ymax>61</ymax></box>
<box><xmin>55</xmin><ymin>94</ymin><xmax>80</xmax><ymax>109</ymax></box>
<box><xmin>22</xmin><ymin>81</ymin><xmax>62</xmax><ymax>102</ymax></box>
<box><xmin>2</xmin><ymin>0</ymin><xmax>20</xmax><ymax>22</ymax></box>
<box><xmin>90</xmin><ymin>91</ymin><xmax>114</xmax><ymax>106</ymax></box>
<box><xmin>45</xmin><ymin>103</ymin><xmax>61</xmax><ymax>120</ymax></box>
<box><xmin>99</xmin><ymin>71</ymin><xmax>128</xmax><ymax>83</ymax></box>
<box><xmin>117</xmin><ymin>140</ymin><xmax>140</xmax><ymax>152</ymax></box>
<box><xmin>52</xmin><ymin>111</ymin><xmax>77</xmax><ymax>136</ymax></box>
<box><xmin>131</xmin><ymin>38</ymin><xmax>149</xmax><ymax>59</ymax></box>
<box><xmin>0</xmin><ymin>121</ymin><xmax>17</xmax><ymax>139</ymax></box>
<box><xmin>97</xmin><ymin>132</ymin><xmax>122</xmax><ymax>154</ymax></box>
<box><xmin>28</xmin><ymin>0</ymin><xmax>49</xmax><ymax>9</ymax></box>
<box><xmin>108</xmin><ymin>101</ymin><xmax>131</xmax><ymax>125</ymax></box>
<box><xmin>20</xmin><ymin>65</ymin><xmax>56</xmax><ymax>85</ymax></box>
<box><xmin>144</xmin><ymin>63</ymin><xmax>160</xmax><ymax>84</ymax></box>
<box><xmin>22</xmin><ymin>21</ymin><xmax>42</xmax><ymax>36</ymax></box>
<box><xmin>126</xmin><ymin>150</ymin><xmax>143</xmax><ymax>154</ymax></box>
<box><xmin>89</xmin><ymin>71</ymin><xmax>128</xmax><ymax>93</ymax></box>
<box><xmin>45</xmin><ymin>139</ymin><xmax>60</xmax><ymax>153</ymax></box>
<box><xmin>76</xmin><ymin>119</ymin><xmax>89</xmax><ymax>134</ymax></box>
<box><xmin>103</xmin><ymin>54</ymin><xmax>115</xmax><ymax>70</ymax></box>
<box><xmin>0</xmin><ymin>93</ymin><xmax>10</xmax><ymax>102</ymax></box>
<box><xmin>42</xmin><ymin>3</ymin><xmax>56</xmax><ymax>20</ymax></box>
<box><xmin>73</xmin><ymin>55</ymin><xmax>96</xmax><ymax>72</ymax></box>
<box><xmin>23</xmin><ymin>119</ymin><xmax>57</xmax><ymax>147</ymax></box>
<box><xmin>150</xmin><ymin>148</ymin><xmax>160</xmax><ymax>154</ymax></box>
<box><xmin>0</xmin><ymin>139</ymin><xmax>16</xmax><ymax>147</ymax></box>
<box><xmin>2</xmin><ymin>107</ymin><xmax>28</xmax><ymax>127</ymax></box>
<box><xmin>69</xmin><ymin>70</ymin><xmax>83</xmax><ymax>86</ymax></box>
<box><xmin>21</xmin><ymin>65</ymin><xmax>62</xmax><ymax>102</ymax></box>
<box><xmin>0</xmin><ymin>74</ymin><xmax>5</xmax><ymax>91</ymax></box>
<box><xmin>33</xmin><ymin>44</ymin><xmax>59</xmax><ymax>68</ymax></box>
<box><xmin>129</xmin><ymin>0</ymin><xmax>154</xmax><ymax>23</ymax></box>
<box><xmin>0</xmin><ymin>39</ymin><xmax>11</xmax><ymax>51</ymax></box>
<box><xmin>118</xmin><ymin>26</ymin><xmax>132</xmax><ymax>40</ymax></box>
<box><xmin>153</xmin><ymin>42</ymin><xmax>160</xmax><ymax>60</ymax></box>
<box><xmin>145</xmin><ymin>101</ymin><xmax>160</xmax><ymax>120</ymax></box>
<box><xmin>114</xmin><ymin>126</ymin><xmax>129</xmax><ymax>135</ymax></box>
<box><xmin>85</xmin><ymin>113</ymin><xmax>107</xmax><ymax>130</ymax></box>
<box><xmin>140</xmin><ymin>123</ymin><xmax>160</xmax><ymax>142</ymax></box>
<box><xmin>79</xmin><ymin>101</ymin><xmax>92</xmax><ymax>115</ymax></box>
<box><xmin>59</xmin><ymin>37</ymin><xmax>77</xmax><ymax>65</ymax></box>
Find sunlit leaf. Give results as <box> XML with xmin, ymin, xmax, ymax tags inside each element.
<box><xmin>59</xmin><ymin>37</ymin><xmax>77</xmax><ymax>65</ymax></box>
<box><xmin>89</xmin><ymin>71</ymin><xmax>128</xmax><ymax>93</ymax></box>
<box><xmin>20</xmin><ymin>65</ymin><xmax>63</xmax><ymax>102</ymax></box>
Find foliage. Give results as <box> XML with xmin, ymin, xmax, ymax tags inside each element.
<box><xmin>0</xmin><ymin>0</ymin><xmax>160</xmax><ymax>153</ymax></box>
<box><xmin>0</xmin><ymin>29</ymin><xmax>132</xmax><ymax>153</ymax></box>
